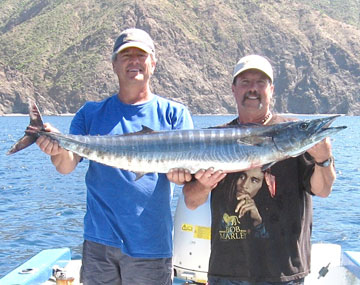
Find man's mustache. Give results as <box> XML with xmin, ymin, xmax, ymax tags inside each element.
<box><xmin>242</xmin><ymin>91</ymin><xmax>263</xmax><ymax>110</ymax></box>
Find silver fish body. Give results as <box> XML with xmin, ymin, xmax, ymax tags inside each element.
<box><xmin>43</xmin><ymin>117</ymin><xmax>344</xmax><ymax>174</ymax></box>
<box><xmin>7</xmin><ymin>102</ymin><xmax>346</xmax><ymax>175</ymax></box>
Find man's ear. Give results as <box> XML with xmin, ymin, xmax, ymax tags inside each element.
<box><xmin>231</xmin><ymin>83</ymin><xmax>236</xmax><ymax>94</ymax></box>
<box><xmin>269</xmin><ymin>84</ymin><xmax>274</xmax><ymax>99</ymax></box>
<box><xmin>269</xmin><ymin>84</ymin><xmax>275</xmax><ymax>108</ymax></box>
<box><xmin>150</xmin><ymin>57</ymin><xmax>156</xmax><ymax>75</ymax></box>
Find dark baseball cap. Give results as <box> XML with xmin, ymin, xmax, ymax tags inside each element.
<box><xmin>112</xmin><ymin>28</ymin><xmax>155</xmax><ymax>59</ymax></box>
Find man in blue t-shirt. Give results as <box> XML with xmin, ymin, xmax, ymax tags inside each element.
<box><xmin>36</xmin><ymin>28</ymin><xmax>193</xmax><ymax>285</ymax></box>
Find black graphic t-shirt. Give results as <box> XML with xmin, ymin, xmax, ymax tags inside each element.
<box><xmin>208</xmin><ymin>116</ymin><xmax>315</xmax><ymax>282</ymax></box>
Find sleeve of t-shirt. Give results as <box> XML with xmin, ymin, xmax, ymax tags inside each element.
<box><xmin>67</xmin><ymin>104</ymin><xmax>88</xmax><ymax>163</ymax></box>
<box><xmin>298</xmin><ymin>153</ymin><xmax>316</xmax><ymax>195</ymax></box>
<box><xmin>173</xmin><ymin>106</ymin><xmax>194</xmax><ymax>130</ymax></box>
<box><xmin>69</xmin><ymin>104</ymin><xmax>87</xmax><ymax>135</ymax></box>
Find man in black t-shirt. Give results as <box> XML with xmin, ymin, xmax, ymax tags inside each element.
<box><xmin>167</xmin><ymin>55</ymin><xmax>336</xmax><ymax>284</ymax></box>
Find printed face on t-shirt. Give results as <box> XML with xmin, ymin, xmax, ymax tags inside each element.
<box><xmin>235</xmin><ymin>168</ymin><xmax>265</xmax><ymax>198</ymax></box>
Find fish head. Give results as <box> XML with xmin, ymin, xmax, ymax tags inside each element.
<box><xmin>273</xmin><ymin>115</ymin><xmax>347</xmax><ymax>157</ymax></box>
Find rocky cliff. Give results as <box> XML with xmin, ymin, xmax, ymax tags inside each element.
<box><xmin>1</xmin><ymin>0</ymin><xmax>360</xmax><ymax>115</ymax></box>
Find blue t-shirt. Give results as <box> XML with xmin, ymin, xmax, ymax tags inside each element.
<box><xmin>70</xmin><ymin>94</ymin><xmax>193</xmax><ymax>258</ymax></box>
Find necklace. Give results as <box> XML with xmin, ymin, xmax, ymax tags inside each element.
<box><xmin>261</xmin><ymin>112</ymin><xmax>272</xmax><ymax>124</ymax></box>
<box><xmin>237</xmin><ymin>112</ymin><xmax>272</xmax><ymax>125</ymax></box>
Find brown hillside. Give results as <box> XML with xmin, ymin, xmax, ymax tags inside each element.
<box><xmin>0</xmin><ymin>0</ymin><xmax>359</xmax><ymax>115</ymax></box>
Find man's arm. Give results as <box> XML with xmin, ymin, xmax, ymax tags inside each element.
<box><xmin>36</xmin><ymin>123</ymin><xmax>81</xmax><ymax>174</ymax></box>
<box><xmin>306</xmin><ymin>137</ymin><xmax>336</xmax><ymax>197</ymax></box>
<box><xmin>167</xmin><ymin>168</ymin><xmax>226</xmax><ymax>210</ymax></box>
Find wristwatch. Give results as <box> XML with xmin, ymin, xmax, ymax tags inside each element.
<box><xmin>315</xmin><ymin>156</ymin><xmax>334</xmax><ymax>167</ymax></box>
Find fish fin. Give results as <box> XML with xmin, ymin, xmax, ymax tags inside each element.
<box><xmin>7</xmin><ymin>134</ymin><xmax>38</xmax><ymax>155</ymax></box>
<box><xmin>208</xmin><ymin>123</ymin><xmax>262</xmax><ymax>129</ymax></box>
<box><xmin>134</xmin><ymin>172</ymin><xmax>146</xmax><ymax>181</ymax></box>
<box><xmin>122</xmin><ymin>126</ymin><xmax>155</xmax><ymax>137</ymax></box>
<box><xmin>140</xmin><ymin>125</ymin><xmax>154</xmax><ymax>133</ymax></box>
<box><xmin>236</xmin><ymin>138</ymin><xmax>253</xmax><ymax>145</ymax></box>
<box><xmin>7</xmin><ymin>99</ymin><xmax>44</xmax><ymax>155</ymax></box>
<box><xmin>237</xmin><ymin>136</ymin><xmax>273</xmax><ymax>146</ymax></box>
<box><xmin>261</xmin><ymin>162</ymin><xmax>276</xmax><ymax>171</ymax></box>
<box><xmin>29</xmin><ymin>99</ymin><xmax>45</xmax><ymax>130</ymax></box>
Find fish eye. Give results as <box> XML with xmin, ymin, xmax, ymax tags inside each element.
<box><xmin>299</xmin><ymin>123</ymin><xmax>309</xmax><ymax>130</ymax></box>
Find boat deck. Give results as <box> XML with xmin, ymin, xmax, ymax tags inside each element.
<box><xmin>1</xmin><ymin>244</ymin><xmax>360</xmax><ymax>285</ymax></box>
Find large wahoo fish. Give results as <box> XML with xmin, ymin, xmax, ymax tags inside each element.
<box><xmin>8</xmin><ymin>101</ymin><xmax>346</xmax><ymax>176</ymax></box>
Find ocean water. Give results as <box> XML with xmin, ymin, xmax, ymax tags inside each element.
<box><xmin>0</xmin><ymin>114</ymin><xmax>359</xmax><ymax>278</ymax></box>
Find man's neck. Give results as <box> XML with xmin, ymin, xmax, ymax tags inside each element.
<box><xmin>238</xmin><ymin>111</ymin><xmax>272</xmax><ymax>125</ymax></box>
<box><xmin>117</xmin><ymin>85</ymin><xmax>153</xmax><ymax>105</ymax></box>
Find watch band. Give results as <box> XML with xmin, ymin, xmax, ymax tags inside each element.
<box><xmin>315</xmin><ymin>156</ymin><xmax>334</xmax><ymax>167</ymax></box>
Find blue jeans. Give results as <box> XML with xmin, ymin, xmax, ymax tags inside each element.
<box><xmin>208</xmin><ymin>276</ymin><xmax>304</xmax><ymax>285</ymax></box>
<box><xmin>80</xmin><ymin>240</ymin><xmax>172</xmax><ymax>285</ymax></box>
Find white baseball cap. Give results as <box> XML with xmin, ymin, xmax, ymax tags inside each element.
<box><xmin>233</xmin><ymin>55</ymin><xmax>273</xmax><ymax>82</ymax></box>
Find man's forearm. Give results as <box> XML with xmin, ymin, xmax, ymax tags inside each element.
<box><xmin>183</xmin><ymin>181</ymin><xmax>212</xmax><ymax>210</ymax></box>
<box><xmin>310</xmin><ymin>163</ymin><xmax>336</xmax><ymax>197</ymax></box>
<box><xmin>51</xmin><ymin>150</ymin><xmax>80</xmax><ymax>174</ymax></box>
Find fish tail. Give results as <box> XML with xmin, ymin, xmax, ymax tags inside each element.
<box><xmin>7</xmin><ymin>100</ymin><xmax>45</xmax><ymax>155</ymax></box>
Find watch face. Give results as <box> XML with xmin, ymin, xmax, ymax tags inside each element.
<box><xmin>317</xmin><ymin>156</ymin><xmax>334</xmax><ymax>167</ymax></box>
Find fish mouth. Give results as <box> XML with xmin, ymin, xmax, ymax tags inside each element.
<box><xmin>313</xmin><ymin>115</ymin><xmax>347</xmax><ymax>134</ymax></box>
<box><xmin>322</xmin><ymin>115</ymin><xmax>339</xmax><ymax>128</ymax></box>
<box><xmin>272</xmin><ymin>115</ymin><xmax>347</xmax><ymax>156</ymax></box>
<box><xmin>300</xmin><ymin>115</ymin><xmax>347</xmax><ymax>143</ymax></box>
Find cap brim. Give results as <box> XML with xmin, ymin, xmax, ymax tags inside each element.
<box><xmin>113</xmin><ymin>42</ymin><xmax>153</xmax><ymax>56</ymax></box>
<box><xmin>233</xmin><ymin>67</ymin><xmax>273</xmax><ymax>82</ymax></box>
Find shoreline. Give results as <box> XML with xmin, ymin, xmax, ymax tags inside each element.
<box><xmin>1</xmin><ymin>113</ymin><xmax>347</xmax><ymax>117</ymax></box>
<box><xmin>1</xmin><ymin>113</ymin><xmax>75</xmax><ymax>117</ymax></box>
